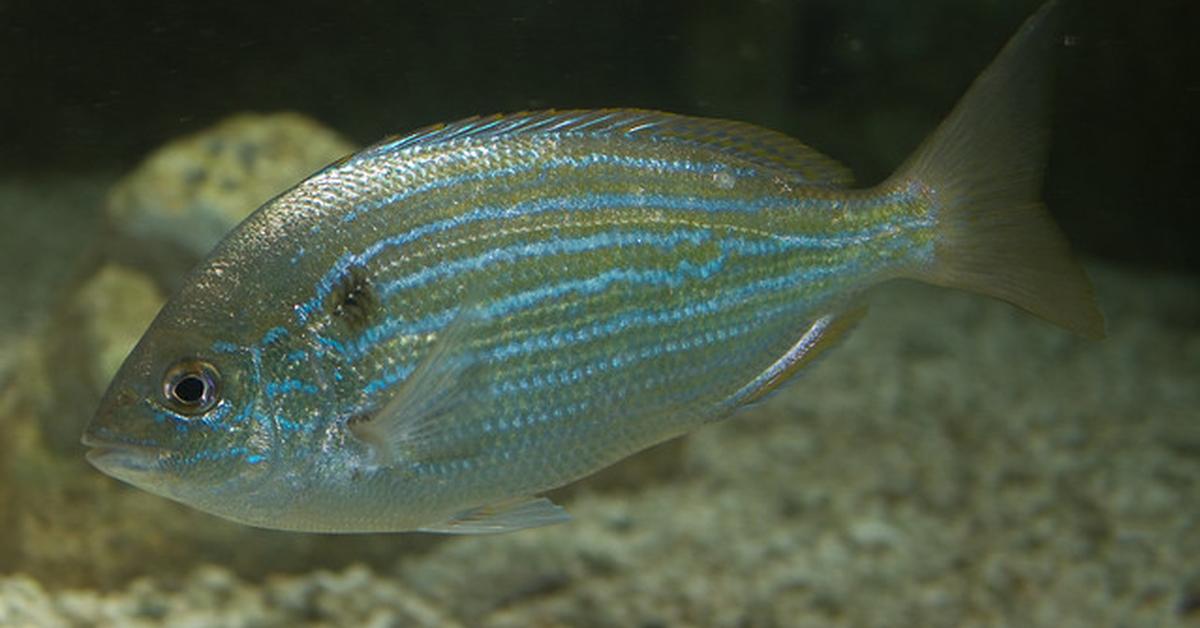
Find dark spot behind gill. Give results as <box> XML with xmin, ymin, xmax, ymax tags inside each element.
<box><xmin>345</xmin><ymin>411</ymin><xmax>374</xmax><ymax>427</ymax></box>
<box><xmin>326</xmin><ymin>264</ymin><xmax>378</xmax><ymax>332</ymax></box>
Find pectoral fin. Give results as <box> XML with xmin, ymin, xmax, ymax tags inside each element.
<box><xmin>737</xmin><ymin>306</ymin><xmax>867</xmax><ymax>406</ymax></box>
<box><xmin>348</xmin><ymin>301</ymin><xmax>487</xmax><ymax>466</ymax></box>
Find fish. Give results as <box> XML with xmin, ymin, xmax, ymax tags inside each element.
<box><xmin>83</xmin><ymin>1</ymin><xmax>1103</xmax><ymax>534</ymax></box>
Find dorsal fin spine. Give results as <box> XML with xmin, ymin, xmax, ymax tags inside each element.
<box><xmin>356</xmin><ymin>108</ymin><xmax>852</xmax><ymax>187</ymax></box>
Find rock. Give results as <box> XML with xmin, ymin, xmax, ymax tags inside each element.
<box><xmin>0</xmin><ymin>565</ymin><xmax>459</xmax><ymax>628</ymax></box>
<box><xmin>35</xmin><ymin>264</ymin><xmax>163</xmax><ymax>454</ymax></box>
<box><xmin>105</xmin><ymin>112</ymin><xmax>356</xmax><ymax>289</ymax></box>
<box><xmin>74</xmin><ymin>265</ymin><xmax>164</xmax><ymax>390</ymax></box>
<box><xmin>0</xmin><ymin>576</ymin><xmax>61</xmax><ymax>628</ymax></box>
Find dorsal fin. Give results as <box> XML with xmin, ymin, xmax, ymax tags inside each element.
<box><xmin>357</xmin><ymin>109</ymin><xmax>853</xmax><ymax>187</ymax></box>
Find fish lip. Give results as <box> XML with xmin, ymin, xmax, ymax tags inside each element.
<box><xmin>83</xmin><ymin>438</ymin><xmax>165</xmax><ymax>473</ymax></box>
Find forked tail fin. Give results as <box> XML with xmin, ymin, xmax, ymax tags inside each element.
<box><xmin>891</xmin><ymin>1</ymin><xmax>1105</xmax><ymax>339</ymax></box>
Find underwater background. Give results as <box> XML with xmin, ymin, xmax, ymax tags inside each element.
<box><xmin>1</xmin><ymin>0</ymin><xmax>1197</xmax><ymax>626</ymax></box>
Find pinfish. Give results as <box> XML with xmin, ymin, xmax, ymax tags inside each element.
<box><xmin>83</xmin><ymin>2</ymin><xmax>1102</xmax><ymax>533</ymax></box>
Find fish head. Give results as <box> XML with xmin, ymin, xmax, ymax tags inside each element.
<box><xmin>82</xmin><ymin>276</ymin><xmax>284</xmax><ymax>519</ymax></box>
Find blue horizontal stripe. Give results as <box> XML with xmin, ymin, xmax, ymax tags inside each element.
<box><xmin>337</xmin><ymin>214</ymin><xmax>930</xmax><ymax>362</ymax></box>
<box><xmin>483</xmin><ymin>234</ymin><xmax>925</xmax><ymax>399</ymax></box>
<box><xmin>488</xmin><ymin>285</ymin><xmax>811</xmax><ymax>399</ymax></box>
<box><xmin>338</xmin><ymin>151</ymin><xmax>761</xmax><ymax>226</ymax></box>
<box><xmin>297</xmin><ymin>190</ymin><xmax>796</xmax><ymax>322</ymax></box>
<box><xmin>297</xmin><ymin>190</ymin><xmax>919</xmax><ymax>324</ymax></box>
<box><xmin>376</xmin><ymin>213</ymin><xmax>932</xmax><ymax>300</ymax></box>
<box><xmin>484</xmin><ymin>300</ymin><xmax>799</xmax><ymax>423</ymax></box>
<box><xmin>379</xmin><ymin>227</ymin><xmax>714</xmax><ymax>297</ymax></box>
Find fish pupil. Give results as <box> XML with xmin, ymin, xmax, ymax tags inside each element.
<box><xmin>173</xmin><ymin>375</ymin><xmax>207</xmax><ymax>404</ymax></box>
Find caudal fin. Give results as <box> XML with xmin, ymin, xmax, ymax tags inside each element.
<box><xmin>892</xmin><ymin>1</ymin><xmax>1105</xmax><ymax>339</ymax></box>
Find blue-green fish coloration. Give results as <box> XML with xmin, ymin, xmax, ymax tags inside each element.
<box><xmin>84</xmin><ymin>3</ymin><xmax>1102</xmax><ymax>533</ymax></box>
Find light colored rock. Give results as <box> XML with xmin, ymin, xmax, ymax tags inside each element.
<box><xmin>27</xmin><ymin>263</ymin><xmax>164</xmax><ymax>454</ymax></box>
<box><xmin>73</xmin><ymin>264</ymin><xmax>164</xmax><ymax>388</ymax></box>
<box><xmin>0</xmin><ymin>576</ymin><xmax>64</xmax><ymax>628</ymax></box>
<box><xmin>0</xmin><ymin>565</ymin><xmax>461</xmax><ymax>628</ymax></box>
<box><xmin>105</xmin><ymin>112</ymin><xmax>356</xmax><ymax>288</ymax></box>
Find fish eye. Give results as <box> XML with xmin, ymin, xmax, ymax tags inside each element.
<box><xmin>162</xmin><ymin>360</ymin><xmax>220</xmax><ymax>415</ymax></box>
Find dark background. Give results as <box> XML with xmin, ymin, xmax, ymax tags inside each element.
<box><xmin>1</xmin><ymin>0</ymin><xmax>1197</xmax><ymax>271</ymax></box>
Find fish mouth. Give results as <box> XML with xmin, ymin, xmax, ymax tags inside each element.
<box><xmin>85</xmin><ymin>445</ymin><xmax>162</xmax><ymax>472</ymax></box>
<box><xmin>82</xmin><ymin>434</ymin><xmax>166</xmax><ymax>475</ymax></box>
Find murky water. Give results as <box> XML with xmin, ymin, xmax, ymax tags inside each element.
<box><xmin>1</xmin><ymin>2</ymin><xmax>1196</xmax><ymax>626</ymax></box>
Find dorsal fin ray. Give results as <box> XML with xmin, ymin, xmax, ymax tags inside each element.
<box><xmin>356</xmin><ymin>109</ymin><xmax>853</xmax><ymax>187</ymax></box>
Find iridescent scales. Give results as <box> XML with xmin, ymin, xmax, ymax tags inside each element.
<box><xmin>85</xmin><ymin>2</ymin><xmax>1102</xmax><ymax>533</ymax></box>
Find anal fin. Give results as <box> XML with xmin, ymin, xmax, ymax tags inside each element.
<box><xmin>418</xmin><ymin>496</ymin><xmax>570</xmax><ymax>535</ymax></box>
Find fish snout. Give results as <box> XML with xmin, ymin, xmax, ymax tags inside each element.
<box><xmin>83</xmin><ymin>385</ymin><xmax>139</xmax><ymax>443</ymax></box>
<box><xmin>82</xmin><ymin>385</ymin><xmax>170</xmax><ymax>476</ymax></box>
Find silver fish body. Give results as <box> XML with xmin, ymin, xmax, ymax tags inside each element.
<box><xmin>84</xmin><ymin>2</ymin><xmax>1102</xmax><ymax>533</ymax></box>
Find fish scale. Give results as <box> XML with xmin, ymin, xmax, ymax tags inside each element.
<box><xmin>85</xmin><ymin>2</ymin><xmax>1104</xmax><ymax>533</ymax></box>
<box><xmin>275</xmin><ymin>134</ymin><xmax>927</xmax><ymax>509</ymax></box>
<box><xmin>124</xmin><ymin>131</ymin><xmax>930</xmax><ymax>529</ymax></box>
